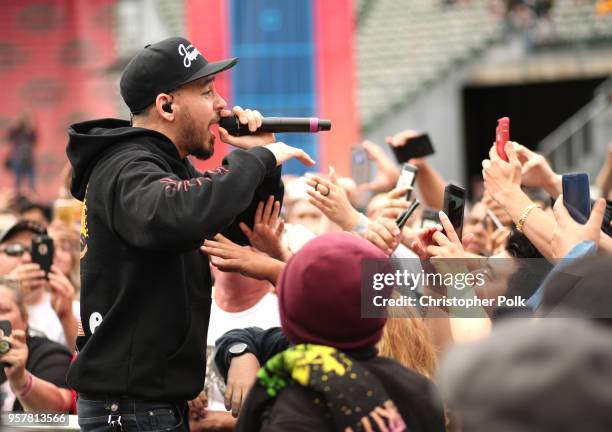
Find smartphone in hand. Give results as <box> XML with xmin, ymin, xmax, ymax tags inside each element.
<box><xmin>496</xmin><ymin>117</ymin><xmax>510</xmax><ymax>162</ymax></box>
<box><xmin>390</xmin><ymin>133</ymin><xmax>434</xmax><ymax>163</ymax></box>
<box><xmin>421</xmin><ymin>208</ymin><xmax>440</xmax><ymax>229</ymax></box>
<box><xmin>350</xmin><ymin>145</ymin><xmax>370</xmax><ymax>185</ymax></box>
<box><xmin>396</xmin><ymin>201</ymin><xmax>420</xmax><ymax>230</ymax></box>
<box><xmin>31</xmin><ymin>235</ymin><xmax>54</xmax><ymax>276</ymax></box>
<box><xmin>562</xmin><ymin>173</ymin><xmax>591</xmax><ymax>224</ymax></box>
<box><xmin>396</xmin><ymin>163</ymin><xmax>419</xmax><ymax>200</ymax></box>
<box><xmin>443</xmin><ymin>184</ymin><xmax>466</xmax><ymax>239</ymax></box>
<box><xmin>486</xmin><ymin>208</ymin><xmax>503</xmax><ymax>230</ymax></box>
<box><xmin>0</xmin><ymin>320</ymin><xmax>12</xmax><ymax>360</ymax></box>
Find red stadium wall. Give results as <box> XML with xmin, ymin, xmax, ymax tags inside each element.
<box><xmin>0</xmin><ymin>0</ymin><xmax>117</xmax><ymax>201</ymax></box>
<box><xmin>313</xmin><ymin>0</ymin><xmax>359</xmax><ymax>176</ymax></box>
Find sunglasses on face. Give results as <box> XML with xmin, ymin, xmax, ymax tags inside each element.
<box><xmin>0</xmin><ymin>243</ymin><xmax>32</xmax><ymax>257</ymax></box>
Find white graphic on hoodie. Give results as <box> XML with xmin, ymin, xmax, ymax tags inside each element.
<box><xmin>89</xmin><ymin>312</ymin><xmax>103</xmax><ymax>334</ymax></box>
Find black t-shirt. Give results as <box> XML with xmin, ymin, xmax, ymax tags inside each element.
<box><xmin>10</xmin><ymin>335</ymin><xmax>71</xmax><ymax>412</ymax></box>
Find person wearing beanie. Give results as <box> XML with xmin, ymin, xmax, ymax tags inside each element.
<box><xmin>214</xmin><ymin>233</ymin><xmax>446</xmax><ymax>432</ymax></box>
<box><xmin>66</xmin><ymin>36</ymin><xmax>315</xmax><ymax>431</ymax></box>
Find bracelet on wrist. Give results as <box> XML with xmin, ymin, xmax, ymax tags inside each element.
<box><xmin>516</xmin><ymin>203</ymin><xmax>540</xmax><ymax>233</ymax></box>
<box><xmin>353</xmin><ymin>212</ymin><xmax>371</xmax><ymax>236</ymax></box>
<box><xmin>17</xmin><ymin>372</ymin><xmax>35</xmax><ymax>398</ymax></box>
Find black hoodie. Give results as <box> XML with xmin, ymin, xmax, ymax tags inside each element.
<box><xmin>66</xmin><ymin>119</ymin><xmax>282</xmax><ymax>401</ymax></box>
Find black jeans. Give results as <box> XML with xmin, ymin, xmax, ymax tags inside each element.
<box><xmin>77</xmin><ymin>395</ymin><xmax>188</xmax><ymax>432</ymax></box>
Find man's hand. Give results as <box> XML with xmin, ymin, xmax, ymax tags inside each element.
<box><xmin>8</xmin><ymin>263</ymin><xmax>46</xmax><ymax>301</ymax></box>
<box><xmin>364</xmin><ymin>217</ymin><xmax>401</xmax><ymax>255</ymax></box>
<box><xmin>551</xmin><ymin>196</ymin><xmax>606</xmax><ymax>261</ymax></box>
<box><xmin>218</xmin><ymin>106</ymin><xmax>275</xmax><ymax>149</ymax></box>
<box><xmin>225</xmin><ymin>353</ymin><xmax>260</xmax><ymax>418</ymax></box>
<box><xmin>2</xmin><ymin>329</ymin><xmax>28</xmax><ymax>391</ymax></box>
<box><xmin>264</xmin><ymin>142</ymin><xmax>316</xmax><ymax>167</ymax></box>
<box><xmin>488</xmin><ymin>225</ymin><xmax>511</xmax><ymax>255</ymax></box>
<box><xmin>48</xmin><ymin>265</ymin><xmax>75</xmax><ymax>320</ymax></box>
<box><xmin>427</xmin><ymin>212</ymin><xmax>470</xmax><ymax>276</ymax></box>
<box><xmin>357</xmin><ymin>140</ymin><xmax>400</xmax><ymax>193</ymax></box>
<box><xmin>188</xmin><ymin>390</ymin><xmax>208</xmax><ymax>421</ymax></box>
<box><xmin>385</xmin><ymin>129</ymin><xmax>432</xmax><ymax>169</ymax></box>
<box><xmin>376</xmin><ymin>187</ymin><xmax>413</xmax><ymax>220</ymax></box>
<box><xmin>482</xmin><ymin>141</ymin><xmax>522</xmax><ymax>204</ymax></box>
<box><xmin>240</xmin><ymin>196</ymin><xmax>290</xmax><ymax>262</ymax></box>
<box><xmin>201</xmin><ymin>235</ymin><xmax>285</xmax><ymax>283</ymax></box>
<box><xmin>515</xmin><ymin>143</ymin><xmax>561</xmax><ymax>197</ymax></box>
<box><xmin>191</xmin><ymin>411</ymin><xmax>235</xmax><ymax>432</ymax></box>
<box><xmin>304</xmin><ymin>167</ymin><xmax>361</xmax><ymax>231</ymax></box>
<box><xmin>411</xmin><ymin>215</ymin><xmax>474</xmax><ymax>262</ymax></box>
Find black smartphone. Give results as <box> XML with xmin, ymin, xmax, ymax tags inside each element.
<box><xmin>31</xmin><ymin>235</ymin><xmax>54</xmax><ymax>275</ymax></box>
<box><xmin>443</xmin><ymin>184</ymin><xmax>466</xmax><ymax>239</ymax></box>
<box><xmin>0</xmin><ymin>320</ymin><xmax>11</xmax><ymax>357</ymax></box>
<box><xmin>390</xmin><ymin>133</ymin><xmax>435</xmax><ymax>163</ymax></box>
<box><xmin>0</xmin><ymin>320</ymin><xmax>11</xmax><ymax>338</ymax></box>
<box><xmin>396</xmin><ymin>200</ymin><xmax>420</xmax><ymax>230</ymax></box>
<box><xmin>350</xmin><ymin>146</ymin><xmax>370</xmax><ymax>185</ymax></box>
<box><xmin>396</xmin><ymin>163</ymin><xmax>419</xmax><ymax>200</ymax></box>
<box><xmin>421</xmin><ymin>208</ymin><xmax>440</xmax><ymax>229</ymax></box>
<box><xmin>562</xmin><ymin>173</ymin><xmax>591</xmax><ymax>224</ymax></box>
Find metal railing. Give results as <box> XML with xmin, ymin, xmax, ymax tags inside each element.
<box><xmin>540</xmin><ymin>76</ymin><xmax>612</xmax><ymax>174</ymax></box>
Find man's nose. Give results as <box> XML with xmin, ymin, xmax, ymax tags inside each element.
<box><xmin>21</xmin><ymin>251</ymin><xmax>32</xmax><ymax>264</ymax></box>
<box><xmin>215</xmin><ymin>93</ymin><xmax>227</xmax><ymax>110</ymax></box>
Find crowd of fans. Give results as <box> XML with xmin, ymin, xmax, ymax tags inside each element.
<box><xmin>2</xmin><ymin>115</ymin><xmax>612</xmax><ymax>431</ymax></box>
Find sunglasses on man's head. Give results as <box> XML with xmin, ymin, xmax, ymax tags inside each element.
<box><xmin>0</xmin><ymin>243</ymin><xmax>32</xmax><ymax>257</ymax></box>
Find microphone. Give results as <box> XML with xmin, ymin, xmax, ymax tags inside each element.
<box><xmin>219</xmin><ymin>115</ymin><xmax>331</xmax><ymax>136</ymax></box>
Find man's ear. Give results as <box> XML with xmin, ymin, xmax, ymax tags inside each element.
<box><xmin>155</xmin><ymin>94</ymin><xmax>174</xmax><ymax>120</ymax></box>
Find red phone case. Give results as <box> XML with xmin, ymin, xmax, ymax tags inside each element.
<box><xmin>496</xmin><ymin>117</ymin><xmax>510</xmax><ymax>162</ymax></box>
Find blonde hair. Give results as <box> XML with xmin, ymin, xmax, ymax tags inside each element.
<box><xmin>0</xmin><ymin>278</ymin><xmax>28</xmax><ymax>321</ymax></box>
<box><xmin>377</xmin><ymin>315</ymin><xmax>438</xmax><ymax>380</ymax></box>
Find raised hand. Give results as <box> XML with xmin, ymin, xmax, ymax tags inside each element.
<box><xmin>357</xmin><ymin>140</ymin><xmax>400</xmax><ymax>193</ymax></box>
<box><xmin>375</xmin><ymin>187</ymin><xmax>413</xmax><ymax>220</ymax></box>
<box><xmin>551</xmin><ymin>196</ymin><xmax>606</xmax><ymax>261</ymax></box>
<box><xmin>427</xmin><ymin>212</ymin><xmax>470</xmax><ymax>276</ymax></box>
<box><xmin>201</xmin><ymin>234</ymin><xmax>285</xmax><ymax>284</ymax></box>
<box><xmin>264</xmin><ymin>142</ymin><xmax>316</xmax><ymax>167</ymax></box>
<box><xmin>48</xmin><ymin>265</ymin><xmax>76</xmax><ymax>320</ymax></box>
<box><xmin>514</xmin><ymin>142</ymin><xmax>561</xmax><ymax>197</ymax></box>
<box><xmin>8</xmin><ymin>263</ymin><xmax>46</xmax><ymax>301</ymax></box>
<box><xmin>240</xmin><ymin>195</ymin><xmax>290</xmax><ymax>262</ymax></box>
<box><xmin>482</xmin><ymin>141</ymin><xmax>522</xmax><ymax>204</ymax></box>
<box><xmin>364</xmin><ymin>217</ymin><xmax>401</xmax><ymax>255</ymax></box>
<box><xmin>304</xmin><ymin>167</ymin><xmax>362</xmax><ymax>232</ymax></box>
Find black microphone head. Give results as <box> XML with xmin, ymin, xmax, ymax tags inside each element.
<box><xmin>318</xmin><ymin>119</ymin><xmax>331</xmax><ymax>131</ymax></box>
<box><xmin>218</xmin><ymin>115</ymin><xmax>242</xmax><ymax>136</ymax></box>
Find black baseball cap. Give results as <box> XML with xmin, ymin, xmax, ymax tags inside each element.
<box><xmin>120</xmin><ymin>37</ymin><xmax>238</xmax><ymax>113</ymax></box>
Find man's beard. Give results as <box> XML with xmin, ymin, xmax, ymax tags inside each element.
<box><xmin>179</xmin><ymin>108</ymin><xmax>214</xmax><ymax>160</ymax></box>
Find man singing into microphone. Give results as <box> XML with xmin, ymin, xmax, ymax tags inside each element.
<box><xmin>65</xmin><ymin>36</ymin><xmax>314</xmax><ymax>431</ymax></box>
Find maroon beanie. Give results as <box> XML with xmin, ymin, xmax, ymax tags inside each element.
<box><xmin>277</xmin><ymin>232</ymin><xmax>389</xmax><ymax>350</ymax></box>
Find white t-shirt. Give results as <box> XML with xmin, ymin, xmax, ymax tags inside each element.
<box><xmin>205</xmin><ymin>291</ymin><xmax>280</xmax><ymax>411</ymax></box>
<box><xmin>27</xmin><ymin>292</ymin><xmax>80</xmax><ymax>347</ymax></box>
<box><xmin>1</xmin><ymin>380</ymin><xmax>16</xmax><ymax>412</ymax></box>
